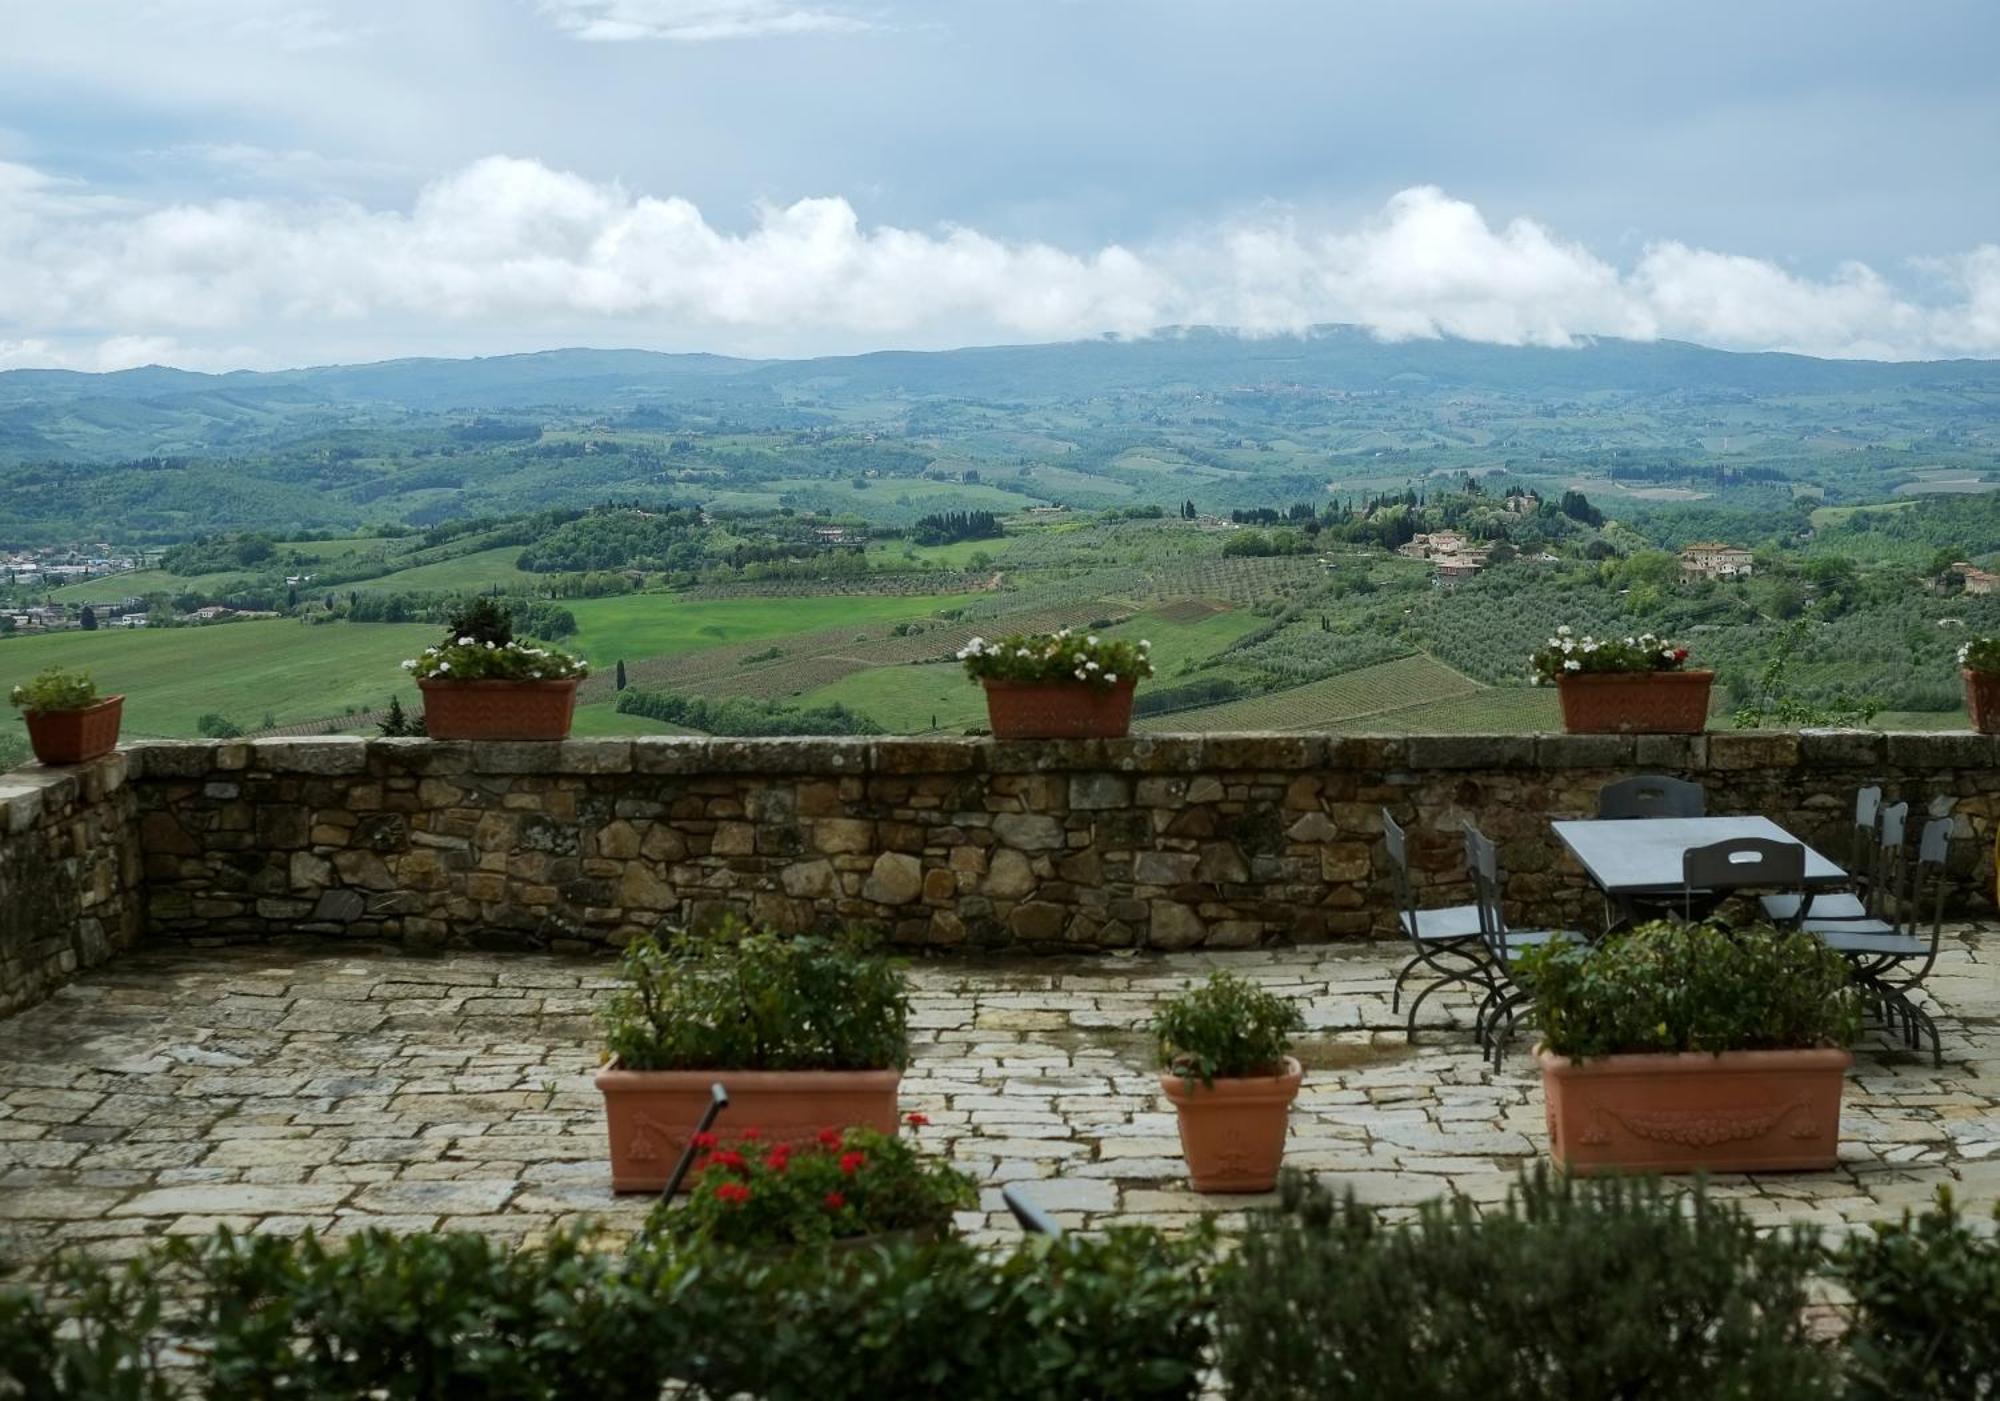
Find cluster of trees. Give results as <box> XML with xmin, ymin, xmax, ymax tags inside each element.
<box><xmin>614</xmin><ymin>689</ymin><xmax>882</xmax><ymax>736</ymax></box>
<box><xmin>516</xmin><ymin>507</ymin><xmax>704</xmax><ymax>573</ymax></box>
<box><xmin>909</xmin><ymin>510</ymin><xmax>1004</xmax><ymax>546</ymax></box>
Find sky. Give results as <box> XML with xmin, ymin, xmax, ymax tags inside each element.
<box><xmin>1</xmin><ymin>0</ymin><xmax>1996</xmax><ymax>372</ymax></box>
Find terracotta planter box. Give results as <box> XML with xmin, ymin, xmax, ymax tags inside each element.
<box><xmin>595</xmin><ymin>1066</ymin><xmax>903</xmax><ymax>1192</ymax></box>
<box><xmin>1965</xmin><ymin>669</ymin><xmax>2000</xmax><ymax>734</ymax></box>
<box><xmin>22</xmin><ymin>695</ymin><xmax>124</xmax><ymax>765</ymax></box>
<box><xmin>419</xmin><ymin>678</ymin><xmax>579</xmax><ymax>741</ymax></box>
<box><xmin>1539</xmin><ymin>1047</ymin><xmax>1851</xmax><ymax>1175</ymax></box>
<box><xmin>1556</xmin><ymin>670</ymin><xmax>1713</xmax><ymax>734</ymax></box>
<box><xmin>982</xmin><ymin>678</ymin><xmax>1137</xmax><ymax>740</ymax></box>
<box><xmin>1160</xmin><ymin>1056</ymin><xmax>1302</xmax><ymax>1194</ymax></box>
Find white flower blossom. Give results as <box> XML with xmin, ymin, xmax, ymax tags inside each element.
<box><xmin>1104</xmin><ymin>673</ymin><xmax>1117</xmax><ymax>684</ymax></box>
<box><xmin>1074</xmin><ymin>668</ymin><xmax>1088</xmax><ymax>680</ymax></box>
<box><xmin>437</xmin><ymin>661</ymin><xmax>451</xmax><ymax>673</ymax></box>
<box><xmin>1563</xmin><ymin>659</ymin><xmax>1581</xmax><ymax>672</ymax></box>
<box><xmin>400</xmin><ymin>659</ymin><xmax>416</xmax><ymax>671</ymax></box>
<box><xmin>1557</xmin><ymin>625</ymin><xmax>1573</xmax><ymax>636</ymax></box>
<box><xmin>457</xmin><ymin>636</ymin><xmax>475</xmax><ymax>645</ymax></box>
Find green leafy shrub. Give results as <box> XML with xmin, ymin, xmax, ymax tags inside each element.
<box><xmin>1837</xmin><ymin>1189</ymin><xmax>2000</xmax><ymax>1399</ymax></box>
<box><xmin>1520</xmin><ymin>920</ymin><xmax>1860</xmax><ymax>1060</ymax></box>
<box><xmin>9</xmin><ymin>667</ymin><xmax>99</xmax><ymax>713</ymax></box>
<box><xmin>957</xmin><ymin>627</ymin><xmax>1155</xmax><ymax>688</ymax></box>
<box><xmin>1152</xmin><ymin>969</ymin><xmax>1303</xmax><ymax>1086</ymax></box>
<box><xmin>1214</xmin><ymin>1168</ymin><xmax>1841</xmax><ymax>1400</ymax></box>
<box><xmin>601</xmin><ymin>924</ymin><xmax>910</xmax><ymax>1072</ymax></box>
<box><xmin>402</xmin><ymin>597</ymin><xmax>589</xmax><ymax>682</ymax></box>
<box><xmin>2</xmin><ymin>1223</ymin><xmax>1211</xmax><ymax>1401</ymax></box>
<box><xmin>647</xmin><ymin>1122</ymin><xmax>975</xmax><ymax>1249</ymax></box>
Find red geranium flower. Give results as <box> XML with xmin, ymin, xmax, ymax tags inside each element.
<box><xmin>816</xmin><ymin>1127</ymin><xmax>843</xmax><ymax>1148</ymax></box>
<box><xmin>738</xmin><ymin>1127</ymin><xmax>764</xmax><ymax>1143</ymax></box>
<box><xmin>710</xmin><ymin>1149</ymin><xmax>747</xmax><ymax>1172</ymax></box>
<box><xmin>823</xmin><ymin>1191</ymin><xmax>847</xmax><ymax>1211</ymax></box>
<box><xmin>839</xmin><ymin>1151</ymin><xmax>866</xmax><ymax>1177</ymax></box>
<box><xmin>763</xmin><ymin>1148</ymin><xmax>792</xmax><ymax>1173</ymax></box>
<box><xmin>689</xmin><ymin>1131</ymin><xmax>718</xmax><ymax>1150</ymax></box>
<box><xmin>714</xmin><ymin>1181</ymin><xmax>751</xmax><ymax>1205</ymax></box>
<box><xmin>1673</xmin><ymin>648</ymin><xmax>1689</xmax><ymax>661</ymax></box>
<box><xmin>905</xmin><ymin>1112</ymin><xmax>930</xmax><ymax>1128</ymax></box>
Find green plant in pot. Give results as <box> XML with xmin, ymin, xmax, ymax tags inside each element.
<box><xmin>1530</xmin><ymin>626</ymin><xmax>1712</xmax><ymax>734</ymax></box>
<box><xmin>958</xmin><ymin>628</ymin><xmax>1154</xmax><ymax>739</ymax></box>
<box><xmin>596</xmin><ymin>923</ymin><xmax>911</xmax><ymax>1192</ymax></box>
<box><xmin>1520</xmin><ymin>920</ymin><xmax>1860</xmax><ymax>1174</ymax></box>
<box><xmin>1154</xmin><ymin>970</ymin><xmax>1305</xmax><ymax>1193</ymax></box>
<box><xmin>403</xmin><ymin>598</ymin><xmax>588</xmax><ymax>741</ymax></box>
<box><xmin>9</xmin><ymin>666</ymin><xmax>123</xmax><ymax>765</ymax></box>
<box><xmin>1957</xmin><ymin>635</ymin><xmax>2000</xmax><ymax>734</ymax></box>
<box><xmin>645</xmin><ymin>1120</ymin><xmax>975</xmax><ymax>1251</ymax></box>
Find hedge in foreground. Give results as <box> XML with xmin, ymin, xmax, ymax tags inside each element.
<box><xmin>1214</xmin><ymin>1167</ymin><xmax>1843</xmax><ymax>1399</ymax></box>
<box><xmin>1838</xmin><ymin>1191</ymin><xmax>2000</xmax><ymax>1400</ymax></box>
<box><xmin>0</xmin><ymin>1224</ymin><xmax>1211</xmax><ymax>1400</ymax></box>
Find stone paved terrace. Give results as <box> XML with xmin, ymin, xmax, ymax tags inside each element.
<box><xmin>3</xmin><ymin>928</ymin><xmax>1994</xmax><ymax>1264</ymax></box>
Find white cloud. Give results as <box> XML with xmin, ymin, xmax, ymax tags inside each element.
<box><xmin>536</xmin><ymin>0</ymin><xmax>871</xmax><ymax>42</ymax></box>
<box><xmin>1</xmin><ymin>156</ymin><xmax>1997</xmax><ymax>370</ymax></box>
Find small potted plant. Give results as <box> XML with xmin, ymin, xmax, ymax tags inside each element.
<box><xmin>1958</xmin><ymin>636</ymin><xmax>2000</xmax><ymax>733</ymax></box>
<box><xmin>9</xmin><ymin>666</ymin><xmax>124</xmax><ymax>765</ymax></box>
<box><xmin>1522</xmin><ymin>921</ymin><xmax>1859</xmax><ymax>1174</ymax></box>
<box><xmin>596</xmin><ymin>924</ymin><xmax>910</xmax><ymax>1192</ymax></box>
<box><xmin>1154</xmin><ymin>970</ymin><xmax>1305</xmax><ymax>1193</ymax></box>
<box><xmin>403</xmin><ymin>598</ymin><xmax>588</xmax><ymax>741</ymax></box>
<box><xmin>958</xmin><ymin>628</ymin><xmax>1154</xmax><ymax>739</ymax></box>
<box><xmin>1531</xmin><ymin>626</ymin><xmax>1712</xmax><ymax>733</ymax></box>
<box><xmin>646</xmin><ymin>1120</ymin><xmax>975</xmax><ymax>1251</ymax></box>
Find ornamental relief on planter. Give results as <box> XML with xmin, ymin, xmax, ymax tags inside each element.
<box><xmin>627</xmin><ymin>1116</ymin><xmax>845</xmax><ymax>1163</ymax></box>
<box><xmin>1577</xmin><ymin>1097</ymin><xmax>1814</xmax><ymax>1148</ymax></box>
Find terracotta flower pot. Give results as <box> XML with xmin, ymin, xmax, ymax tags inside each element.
<box><xmin>418</xmin><ymin>678</ymin><xmax>579</xmax><ymax>740</ymax></box>
<box><xmin>982</xmin><ymin>678</ymin><xmax>1137</xmax><ymax>740</ymax></box>
<box><xmin>1539</xmin><ymin>1047</ymin><xmax>1851</xmax><ymax>1175</ymax></box>
<box><xmin>21</xmin><ymin>695</ymin><xmax>124</xmax><ymax>765</ymax></box>
<box><xmin>1160</xmin><ymin>1056</ymin><xmax>1302</xmax><ymax>1194</ymax></box>
<box><xmin>595</xmin><ymin>1065</ymin><xmax>903</xmax><ymax>1192</ymax></box>
<box><xmin>1556</xmin><ymin>670</ymin><xmax>1713</xmax><ymax>734</ymax></box>
<box><xmin>1964</xmin><ymin>669</ymin><xmax>2000</xmax><ymax>734</ymax></box>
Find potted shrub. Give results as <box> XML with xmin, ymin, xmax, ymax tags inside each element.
<box><xmin>1531</xmin><ymin>627</ymin><xmax>1712</xmax><ymax>734</ymax></box>
<box><xmin>1958</xmin><ymin>636</ymin><xmax>2000</xmax><ymax>733</ymax></box>
<box><xmin>596</xmin><ymin>925</ymin><xmax>910</xmax><ymax>1192</ymax></box>
<box><xmin>403</xmin><ymin>598</ymin><xmax>587</xmax><ymax>741</ymax></box>
<box><xmin>1521</xmin><ymin>921</ymin><xmax>1860</xmax><ymax>1174</ymax></box>
<box><xmin>958</xmin><ymin>628</ymin><xmax>1154</xmax><ymax>740</ymax></box>
<box><xmin>1154</xmin><ymin>970</ymin><xmax>1305</xmax><ymax>1193</ymax></box>
<box><xmin>646</xmin><ymin>1120</ymin><xmax>975</xmax><ymax>1251</ymax></box>
<box><xmin>9</xmin><ymin>667</ymin><xmax>123</xmax><ymax>765</ymax></box>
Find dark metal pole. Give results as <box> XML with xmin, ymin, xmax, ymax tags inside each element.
<box><xmin>1001</xmin><ymin>1184</ymin><xmax>1062</xmax><ymax>1237</ymax></box>
<box><xmin>659</xmin><ymin>1082</ymin><xmax>729</xmax><ymax>1201</ymax></box>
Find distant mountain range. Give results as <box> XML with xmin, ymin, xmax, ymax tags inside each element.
<box><xmin>5</xmin><ymin>327</ymin><xmax>1999</xmax><ymax>462</ymax></box>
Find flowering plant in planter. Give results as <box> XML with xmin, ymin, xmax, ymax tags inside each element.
<box><xmin>1153</xmin><ymin>970</ymin><xmax>1305</xmax><ymax>1193</ymax></box>
<box><xmin>1529</xmin><ymin>627</ymin><xmax>1690</xmax><ymax>684</ymax></box>
<box><xmin>1958</xmin><ymin>637</ymin><xmax>2000</xmax><ymax>674</ymax></box>
<box><xmin>647</xmin><ymin>1119</ymin><xmax>975</xmax><ymax>1249</ymax></box>
<box><xmin>1518</xmin><ymin>921</ymin><xmax>1859</xmax><ymax>1174</ymax></box>
<box><xmin>1531</xmin><ymin>627</ymin><xmax>1711</xmax><ymax>734</ymax></box>
<box><xmin>9</xmin><ymin>666</ymin><xmax>124</xmax><ymax>764</ymax></box>
<box><xmin>958</xmin><ymin>628</ymin><xmax>1155</xmax><ymax>739</ymax></box>
<box><xmin>401</xmin><ymin>598</ymin><xmax>587</xmax><ymax>683</ymax></box>
<box><xmin>1956</xmin><ymin>637</ymin><xmax>2000</xmax><ymax>733</ymax></box>
<box><xmin>403</xmin><ymin>598</ymin><xmax>587</xmax><ymax>739</ymax></box>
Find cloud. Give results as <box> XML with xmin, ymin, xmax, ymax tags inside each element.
<box><xmin>1</xmin><ymin>155</ymin><xmax>1997</xmax><ymax>370</ymax></box>
<box><xmin>536</xmin><ymin>0</ymin><xmax>872</xmax><ymax>42</ymax></box>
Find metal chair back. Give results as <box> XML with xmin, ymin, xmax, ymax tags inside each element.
<box><xmin>1900</xmin><ymin>817</ymin><xmax>1952</xmax><ymax>975</ymax></box>
<box><xmin>1681</xmin><ymin>837</ymin><xmax>1806</xmax><ymax>918</ymax></box>
<box><xmin>1382</xmin><ymin>808</ymin><xmax>1417</xmax><ymax>937</ymax></box>
<box><xmin>1462</xmin><ymin>823</ymin><xmax>1510</xmax><ymax>960</ymax></box>
<box><xmin>1870</xmin><ymin>801</ymin><xmax>1910</xmax><ymax>916</ymax></box>
<box><xmin>1598</xmin><ymin>775</ymin><xmax>1706</xmax><ymax>820</ymax></box>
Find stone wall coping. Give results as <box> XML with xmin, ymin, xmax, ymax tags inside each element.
<box><xmin>4</xmin><ymin>729</ymin><xmax>1992</xmax><ymax>785</ymax></box>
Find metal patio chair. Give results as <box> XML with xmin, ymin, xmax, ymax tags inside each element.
<box><xmin>1762</xmin><ymin>784</ymin><xmax>1882</xmax><ymax>925</ymax></box>
<box><xmin>1597</xmin><ymin>774</ymin><xmax>1706</xmax><ymax>820</ymax></box>
<box><xmin>1680</xmin><ymin>837</ymin><xmax>1807</xmax><ymax>922</ymax></box>
<box><xmin>1383</xmin><ymin>808</ymin><xmax>1492</xmax><ymax>1042</ymax></box>
<box><xmin>1464</xmin><ymin>823</ymin><xmax>1585</xmax><ymax>1068</ymax></box>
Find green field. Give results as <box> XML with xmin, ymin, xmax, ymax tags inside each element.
<box><xmin>349</xmin><ymin>545</ymin><xmax>532</xmax><ymax>594</ymax></box>
<box><xmin>1137</xmin><ymin>655</ymin><xmax>1482</xmax><ymax>733</ymax></box>
<box><xmin>568</xmin><ymin>702</ymin><xmax>701</xmax><ymax>737</ymax></box>
<box><xmin>0</xmin><ymin>620</ymin><xmax>436</xmax><ymax>738</ymax></box>
<box><xmin>52</xmin><ymin>567</ymin><xmax>233</xmax><ymax>602</ymax></box>
<box><xmin>566</xmin><ymin>594</ymin><xmax>961</xmax><ymax>671</ymax></box>
<box><xmin>798</xmin><ymin>662</ymin><xmax>987</xmax><ymax>733</ymax></box>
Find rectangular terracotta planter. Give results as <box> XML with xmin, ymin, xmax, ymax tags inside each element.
<box><xmin>981</xmin><ymin>678</ymin><xmax>1136</xmax><ymax>740</ymax></box>
<box><xmin>23</xmin><ymin>695</ymin><xmax>124</xmax><ymax>765</ymax></box>
<box><xmin>418</xmin><ymin>678</ymin><xmax>578</xmax><ymax>740</ymax></box>
<box><xmin>595</xmin><ymin>1065</ymin><xmax>903</xmax><ymax>1192</ymax></box>
<box><xmin>1540</xmin><ymin>1047</ymin><xmax>1851</xmax><ymax>1175</ymax></box>
<box><xmin>1556</xmin><ymin>670</ymin><xmax>1713</xmax><ymax>734</ymax></box>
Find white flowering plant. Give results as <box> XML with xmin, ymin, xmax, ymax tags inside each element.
<box><xmin>403</xmin><ymin>639</ymin><xmax>588</xmax><ymax>683</ymax></box>
<box><xmin>402</xmin><ymin>598</ymin><xmax>587</xmax><ymax>682</ymax></box>
<box><xmin>1530</xmin><ymin>627</ymin><xmax>1692</xmax><ymax>685</ymax></box>
<box><xmin>957</xmin><ymin>628</ymin><xmax>1154</xmax><ymax>688</ymax></box>
<box><xmin>1957</xmin><ymin>637</ymin><xmax>2000</xmax><ymax>675</ymax></box>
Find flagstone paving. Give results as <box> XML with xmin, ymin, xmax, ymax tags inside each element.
<box><xmin>2</xmin><ymin>929</ymin><xmax>1995</xmax><ymax>1264</ymax></box>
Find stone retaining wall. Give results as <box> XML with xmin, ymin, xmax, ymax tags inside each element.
<box><xmin>0</xmin><ymin>753</ymin><xmax>141</xmax><ymax>1017</ymax></box>
<box><xmin>1</xmin><ymin>733</ymin><xmax>1996</xmax><ymax>1010</ymax></box>
<box><xmin>125</xmin><ymin>731</ymin><xmax>2000</xmax><ymax>953</ymax></box>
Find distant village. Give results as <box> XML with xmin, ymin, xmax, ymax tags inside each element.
<box><xmin>0</xmin><ymin>545</ymin><xmax>278</xmax><ymax>635</ymax></box>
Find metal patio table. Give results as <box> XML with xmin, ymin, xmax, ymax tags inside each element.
<box><xmin>1552</xmin><ymin>815</ymin><xmax>1848</xmax><ymax>931</ymax></box>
